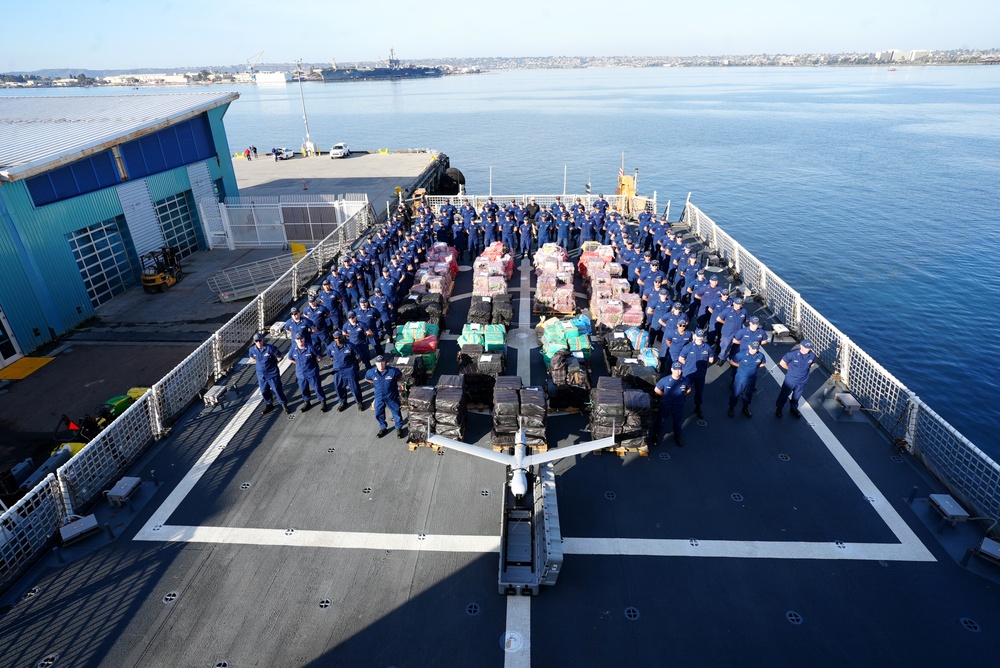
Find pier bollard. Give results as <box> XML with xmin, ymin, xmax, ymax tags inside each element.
<box><xmin>960</xmin><ymin>547</ymin><xmax>975</xmax><ymax>568</ymax></box>
<box><xmin>907</xmin><ymin>486</ymin><xmax>918</xmax><ymax>504</ymax></box>
<box><xmin>150</xmin><ymin>469</ymin><xmax>160</xmax><ymax>487</ymax></box>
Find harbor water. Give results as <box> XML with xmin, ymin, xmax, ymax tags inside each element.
<box><xmin>4</xmin><ymin>66</ymin><xmax>999</xmax><ymax>455</ymax></box>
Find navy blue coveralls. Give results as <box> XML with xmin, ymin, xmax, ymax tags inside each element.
<box><xmin>288</xmin><ymin>340</ymin><xmax>326</xmax><ymax>404</ymax></box>
<box><xmin>729</xmin><ymin>349</ymin><xmax>766</xmax><ymax>410</ymax></box>
<box><xmin>776</xmin><ymin>348</ymin><xmax>818</xmax><ymax>411</ymax></box>
<box><xmin>678</xmin><ymin>339</ymin><xmax>714</xmax><ymax>410</ymax></box>
<box><xmin>656</xmin><ymin>373</ymin><xmax>690</xmax><ymax>441</ymax></box>
<box><xmin>365</xmin><ymin>365</ymin><xmax>404</xmax><ymax>430</ymax></box>
<box><xmin>326</xmin><ymin>339</ymin><xmax>364</xmax><ymax>405</ymax></box>
<box><xmin>248</xmin><ymin>342</ymin><xmax>287</xmax><ymax>408</ymax></box>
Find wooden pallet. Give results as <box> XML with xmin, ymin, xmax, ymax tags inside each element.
<box><xmin>593</xmin><ymin>444</ymin><xmax>650</xmax><ymax>457</ymax></box>
<box><xmin>407</xmin><ymin>440</ymin><xmax>442</xmax><ymax>452</ymax></box>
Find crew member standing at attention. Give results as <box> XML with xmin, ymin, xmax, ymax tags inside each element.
<box><xmin>288</xmin><ymin>332</ymin><xmax>328</xmax><ymax>413</ymax></box>
<box><xmin>248</xmin><ymin>333</ymin><xmax>291</xmax><ymax>414</ymax></box>
<box><xmin>342</xmin><ymin>310</ymin><xmax>372</xmax><ymax>370</ymax></box>
<box><xmin>518</xmin><ymin>216</ymin><xmax>534</xmax><ymax>259</ymax></box>
<box><xmin>365</xmin><ymin>355</ymin><xmax>406</xmax><ymax>439</ymax></box>
<box><xmin>501</xmin><ymin>212</ymin><xmax>518</xmax><ymax>253</ymax></box>
<box><xmin>715</xmin><ymin>297</ymin><xmax>748</xmax><ymax>365</ymax></box>
<box><xmin>775</xmin><ymin>340</ymin><xmax>818</xmax><ymax>419</ymax></box>
<box><xmin>327</xmin><ymin>331</ymin><xmax>365</xmax><ymax>412</ymax></box>
<box><xmin>556</xmin><ymin>212</ymin><xmax>573</xmax><ymax>250</ymax></box>
<box><xmin>356</xmin><ymin>298</ymin><xmax>385</xmax><ymax>358</ymax></box>
<box><xmin>452</xmin><ymin>218</ymin><xmax>469</xmax><ymax>262</ymax></box>
<box><xmin>284</xmin><ymin>307</ymin><xmax>314</xmax><ymax>345</ymax></box>
<box><xmin>655</xmin><ymin>362</ymin><xmax>691</xmax><ymax>447</ymax></box>
<box><xmin>728</xmin><ymin>340</ymin><xmax>766</xmax><ymax>418</ymax></box>
<box><xmin>677</xmin><ymin>328</ymin><xmax>715</xmax><ymax>419</ymax></box>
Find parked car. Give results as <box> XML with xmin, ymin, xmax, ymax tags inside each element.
<box><xmin>329</xmin><ymin>142</ymin><xmax>350</xmax><ymax>159</ymax></box>
<box><xmin>276</xmin><ymin>148</ymin><xmax>295</xmax><ymax>160</ymax></box>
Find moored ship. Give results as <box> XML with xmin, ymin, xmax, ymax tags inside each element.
<box><xmin>320</xmin><ymin>49</ymin><xmax>443</xmax><ymax>82</ymax></box>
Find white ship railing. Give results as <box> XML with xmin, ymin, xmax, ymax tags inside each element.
<box><xmin>684</xmin><ymin>200</ymin><xmax>1000</xmax><ymax>530</ymax></box>
<box><xmin>0</xmin><ymin>202</ymin><xmax>375</xmax><ymax>594</ymax></box>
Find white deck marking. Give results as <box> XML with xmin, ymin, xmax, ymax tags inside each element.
<box><xmin>134</xmin><ymin>333</ymin><xmax>934</xmax><ymax>564</ymax></box>
<box><xmin>134</xmin><ymin>357</ymin><xmax>291</xmax><ymax>540</ymax></box>
<box><xmin>514</xmin><ymin>256</ymin><xmax>533</xmax><ymax>381</ymax></box>
<box><xmin>503</xmin><ymin>595</ymin><xmax>531</xmax><ymax>668</ymax></box>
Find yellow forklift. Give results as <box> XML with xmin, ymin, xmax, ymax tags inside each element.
<box><xmin>141</xmin><ymin>246</ymin><xmax>183</xmax><ymax>293</ymax></box>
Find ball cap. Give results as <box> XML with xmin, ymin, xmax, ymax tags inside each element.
<box><xmin>290</xmin><ymin>307</ymin><xmax>299</xmax><ymax>314</ymax></box>
<box><xmin>382</xmin><ymin>267</ymin><xmax>390</xmax><ymax>272</ymax></box>
<box><xmin>359</xmin><ymin>297</ymin><xmax>368</xmax><ymax>304</ymax></box>
<box><xmin>696</xmin><ymin>268</ymin><xmax>705</xmax><ymax>275</ymax></box>
<box><xmin>347</xmin><ymin>310</ymin><xmax>357</xmax><ymax>319</ymax></box>
<box><xmin>322</xmin><ymin>279</ymin><xmax>331</xmax><ymax>286</ymax></box>
<box><xmin>252</xmin><ymin>333</ymin><xmax>263</xmax><ymax>342</ymax></box>
<box><xmin>734</xmin><ymin>298</ymin><xmax>744</xmax><ymax>305</ymax></box>
<box><xmin>332</xmin><ymin>331</ymin><xmax>343</xmax><ymax>338</ymax></box>
<box><xmin>678</xmin><ymin>318</ymin><xmax>689</xmax><ymax>326</ymax></box>
<box><xmin>671</xmin><ymin>362</ymin><xmax>683</xmax><ymax>370</ymax></box>
<box><xmin>721</xmin><ymin>289</ymin><xmax>730</xmax><ymax>296</ymax></box>
<box><xmin>673</xmin><ymin>301</ymin><xmax>683</xmax><ymax>309</ymax></box>
<box><xmin>658</xmin><ymin>288</ymin><xmax>668</xmax><ymax>296</ymax></box>
<box><xmin>709</xmin><ymin>274</ymin><xmax>719</xmax><ymax>282</ymax></box>
<box><xmin>750</xmin><ymin>316</ymin><xmax>760</xmax><ymax>325</ymax></box>
<box><xmin>800</xmin><ymin>339</ymin><xmax>813</xmax><ymax>349</ymax></box>
<box><xmin>694</xmin><ymin>328</ymin><xmax>706</xmax><ymax>337</ymax></box>
<box><xmin>374</xmin><ymin>355</ymin><xmax>386</xmax><ymax>363</ymax></box>
<box><xmin>295</xmin><ymin>332</ymin><xmax>305</xmax><ymax>340</ymax></box>
<box><xmin>748</xmin><ymin>341</ymin><xmax>760</xmax><ymax>350</ymax></box>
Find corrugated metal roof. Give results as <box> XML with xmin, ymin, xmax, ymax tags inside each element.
<box><xmin>0</xmin><ymin>91</ymin><xmax>239</xmax><ymax>181</ymax></box>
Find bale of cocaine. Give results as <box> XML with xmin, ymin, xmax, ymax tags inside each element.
<box><xmin>407</xmin><ymin>386</ymin><xmax>436</xmax><ymax>443</ymax></box>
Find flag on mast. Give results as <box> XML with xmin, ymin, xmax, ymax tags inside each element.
<box><xmin>619</xmin><ymin>152</ymin><xmax>624</xmax><ymax>177</ymax></box>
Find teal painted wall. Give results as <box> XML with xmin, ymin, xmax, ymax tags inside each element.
<box><xmin>0</xmin><ymin>107</ymin><xmax>236</xmax><ymax>354</ymax></box>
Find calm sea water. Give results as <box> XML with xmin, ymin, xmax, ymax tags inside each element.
<box><xmin>5</xmin><ymin>67</ymin><xmax>1000</xmax><ymax>453</ymax></box>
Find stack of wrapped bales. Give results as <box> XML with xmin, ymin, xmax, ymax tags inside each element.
<box><xmin>518</xmin><ymin>386</ymin><xmax>548</xmax><ymax>449</ymax></box>
<box><xmin>588</xmin><ymin>377</ymin><xmax>626</xmax><ymax>441</ymax></box>
<box><xmin>434</xmin><ymin>376</ymin><xmax>466</xmax><ymax>440</ymax></box>
<box><xmin>407</xmin><ymin>386</ymin><xmax>436</xmax><ymax>443</ymax></box>
<box><xmin>492</xmin><ymin>377</ymin><xmax>522</xmax><ymax>449</ymax></box>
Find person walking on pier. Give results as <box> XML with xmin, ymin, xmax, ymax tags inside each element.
<box><xmin>249</xmin><ymin>333</ymin><xmax>291</xmax><ymax>415</ymax></box>
<box><xmin>655</xmin><ymin>362</ymin><xmax>691</xmax><ymax>447</ymax></box>
<box><xmin>365</xmin><ymin>355</ymin><xmax>405</xmax><ymax>439</ymax></box>
<box><xmin>775</xmin><ymin>340</ymin><xmax>818</xmax><ymax>419</ymax></box>
<box><xmin>288</xmin><ymin>332</ymin><xmax>328</xmax><ymax>413</ymax></box>
<box><xmin>728</xmin><ymin>340</ymin><xmax>766</xmax><ymax>418</ymax></box>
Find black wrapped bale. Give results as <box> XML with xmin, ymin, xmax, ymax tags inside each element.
<box><xmin>521</xmin><ymin>414</ymin><xmax>546</xmax><ymax>430</ymax></box>
<box><xmin>493</xmin><ymin>389</ymin><xmax>520</xmax><ymax>416</ymax></box>
<box><xmin>518</xmin><ymin>387</ymin><xmax>548</xmax><ymax>417</ymax></box>
<box><xmin>491</xmin><ymin>295</ymin><xmax>514</xmax><ymax>327</ymax></box>
<box><xmin>491</xmin><ymin>429</ymin><xmax>516</xmax><ymax>448</ymax></box>
<box><xmin>436</xmin><ymin>411</ymin><xmax>467</xmax><ymax>428</ymax></box>
<box><xmin>408</xmin><ymin>386</ymin><xmax>436</xmax><ymax>413</ymax></box>
<box><xmin>623</xmin><ymin>389</ymin><xmax>652</xmax><ymax>415</ymax></box>
<box><xmin>495</xmin><ymin>376</ymin><xmax>524</xmax><ymax>391</ymax></box>
<box><xmin>588</xmin><ymin>424</ymin><xmax>619</xmax><ymax>440</ymax></box>
<box><xmin>437</xmin><ymin>424</ymin><xmax>466</xmax><ymax>440</ymax></box>
<box><xmin>460</xmin><ymin>343</ymin><xmax>485</xmax><ymax>354</ymax></box>
<box><xmin>393</xmin><ymin>354</ymin><xmax>427</xmax><ymax>386</ymax></box>
<box><xmin>409</xmin><ymin>415</ymin><xmax>435</xmax><ymax>441</ymax></box>
<box><xmin>397</xmin><ymin>301</ymin><xmax>422</xmax><ymax>324</ymax></box>
<box><xmin>549</xmin><ymin>349</ymin><xmax>572</xmax><ymax>386</ymax></box>
<box><xmin>590</xmin><ymin>388</ymin><xmax>625</xmax><ymax>427</ymax></box>
<box><xmin>605</xmin><ymin>327</ymin><xmax>633</xmax><ymax>355</ymax></box>
<box><xmin>438</xmin><ymin>374</ymin><xmax>464</xmax><ymax>390</ymax></box>
<box><xmin>494</xmin><ymin>415</ymin><xmax>520</xmax><ymax>430</ymax></box>
<box><xmin>477</xmin><ymin>351</ymin><xmax>506</xmax><ymax>376</ymax></box>
<box><xmin>628</xmin><ymin>366</ymin><xmax>659</xmax><ymax>393</ymax></box>
<box><xmin>435</xmin><ymin>387</ymin><xmax>465</xmax><ymax>414</ymax></box>
<box><xmin>613</xmin><ymin>358</ymin><xmax>641</xmax><ymax>379</ymax></box>
<box><xmin>597</xmin><ymin>376</ymin><xmax>625</xmax><ymax>392</ymax></box>
<box><xmin>468</xmin><ymin>299</ymin><xmax>492</xmax><ymax>325</ymax></box>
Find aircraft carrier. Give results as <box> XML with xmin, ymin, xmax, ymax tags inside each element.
<box><xmin>0</xmin><ymin>192</ymin><xmax>998</xmax><ymax>667</ymax></box>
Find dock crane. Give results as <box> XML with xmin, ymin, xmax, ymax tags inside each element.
<box><xmin>246</xmin><ymin>50</ymin><xmax>264</xmax><ymax>82</ymax></box>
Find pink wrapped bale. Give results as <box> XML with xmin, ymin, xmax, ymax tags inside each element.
<box><xmin>621</xmin><ymin>307</ymin><xmax>646</xmax><ymax>328</ymax></box>
<box><xmin>553</xmin><ymin>287</ymin><xmax>576</xmax><ymax>314</ymax></box>
<box><xmin>606</xmin><ymin>262</ymin><xmax>623</xmax><ymax>277</ymax></box>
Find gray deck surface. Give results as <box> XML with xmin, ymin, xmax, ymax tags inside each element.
<box><xmin>1</xmin><ymin>238</ymin><xmax>998</xmax><ymax>668</ymax></box>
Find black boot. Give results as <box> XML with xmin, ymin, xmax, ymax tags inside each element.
<box><xmin>742</xmin><ymin>406</ymin><xmax>753</xmax><ymax>419</ymax></box>
<box><xmin>262</xmin><ymin>403</ymin><xmax>274</xmax><ymax>414</ymax></box>
<box><xmin>727</xmin><ymin>406</ymin><xmax>735</xmax><ymax>417</ymax></box>
<box><xmin>300</xmin><ymin>401</ymin><xmax>312</xmax><ymax>413</ymax></box>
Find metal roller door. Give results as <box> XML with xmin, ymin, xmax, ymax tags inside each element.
<box><xmin>116</xmin><ymin>180</ymin><xmax>166</xmax><ymax>257</ymax></box>
<box><xmin>66</xmin><ymin>219</ymin><xmax>136</xmax><ymax>308</ymax></box>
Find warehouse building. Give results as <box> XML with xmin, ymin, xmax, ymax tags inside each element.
<box><xmin>0</xmin><ymin>92</ymin><xmax>240</xmax><ymax>368</ymax></box>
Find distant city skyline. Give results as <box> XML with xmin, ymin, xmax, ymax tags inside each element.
<box><xmin>4</xmin><ymin>0</ymin><xmax>997</xmax><ymax>72</ymax></box>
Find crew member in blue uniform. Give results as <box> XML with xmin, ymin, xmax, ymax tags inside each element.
<box><xmin>728</xmin><ymin>340</ymin><xmax>766</xmax><ymax>418</ymax></box>
<box><xmin>775</xmin><ymin>340</ymin><xmax>818</xmax><ymax>419</ymax></box>
<box><xmin>647</xmin><ymin>289</ymin><xmax>672</xmax><ymax>347</ymax></box>
<box><xmin>677</xmin><ymin>328</ymin><xmax>715</xmax><ymax>419</ymax></box>
<box><xmin>655</xmin><ymin>362</ymin><xmax>691</xmax><ymax>447</ymax></box>
<box><xmin>483</xmin><ymin>213</ymin><xmax>499</xmax><ymax>248</ymax></box>
<box><xmin>303</xmin><ymin>295</ymin><xmax>333</xmax><ymax>347</ymax></box>
<box><xmin>342</xmin><ymin>310</ymin><xmax>372</xmax><ymax>370</ymax></box>
<box><xmin>501</xmin><ymin>213</ymin><xmax>518</xmax><ymax>252</ymax></box>
<box><xmin>661</xmin><ymin>318</ymin><xmax>692</xmax><ymax>370</ymax></box>
<box><xmin>370</xmin><ymin>287</ymin><xmax>395</xmax><ymax>342</ymax></box>
<box><xmin>284</xmin><ymin>307</ymin><xmax>314</xmax><ymax>345</ymax></box>
<box><xmin>326</xmin><ymin>331</ymin><xmax>365</xmax><ymax>411</ymax></box>
<box><xmin>364</xmin><ymin>355</ymin><xmax>406</xmax><ymax>439</ymax></box>
<box><xmin>715</xmin><ymin>297</ymin><xmax>748</xmax><ymax>364</ymax></box>
<box><xmin>288</xmin><ymin>332</ymin><xmax>328</xmax><ymax>413</ymax></box>
<box><xmin>694</xmin><ymin>274</ymin><xmax>723</xmax><ymax>330</ymax></box>
<box><xmin>452</xmin><ymin>220</ymin><xmax>469</xmax><ymax>262</ymax></box>
<box><xmin>248</xmin><ymin>333</ymin><xmax>291</xmax><ymax>414</ymax></box>
<box><xmin>556</xmin><ymin>213</ymin><xmax>573</xmax><ymax>250</ymax></box>
<box><xmin>356</xmin><ymin>298</ymin><xmax>384</xmax><ymax>358</ymax></box>
<box><xmin>377</xmin><ymin>267</ymin><xmax>399</xmax><ymax>305</ymax></box>
<box><xmin>339</xmin><ymin>257</ymin><xmax>362</xmax><ymax>309</ymax></box>
<box><xmin>518</xmin><ymin>217</ymin><xmax>534</xmax><ymax>259</ymax></box>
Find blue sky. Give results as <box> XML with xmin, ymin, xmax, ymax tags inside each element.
<box><xmin>4</xmin><ymin>0</ymin><xmax>996</xmax><ymax>71</ymax></box>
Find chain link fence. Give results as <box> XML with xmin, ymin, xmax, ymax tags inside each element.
<box><xmin>0</xmin><ymin>199</ymin><xmax>375</xmax><ymax>596</ymax></box>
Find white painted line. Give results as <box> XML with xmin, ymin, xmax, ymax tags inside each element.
<box><xmin>135</xmin><ymin>525</ymin><xmax>501</xmax><ymax>552</ymax></box>
<box><xmin>503</xmin><ymin>594</ymin><xmax>531</xmax><ymax>668</ymax></box>
<box><xmin>518</xmin><ymin>257</ymin><xmax>532</xmax><ymax>329</ymax></box>
<box><xmin>134</xmin><ymin>357</ymin><xmax>292</xmax><ymax>540</ymax></box>
<box><xmin>761</xmin><ymin>349</ymin><xmax>934</xmax><ymax>561</ymax></box>
<box><xmin>563</xmin><ymin>537</ymin><xmax>934</xmax><ymax>561</ymax></box>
